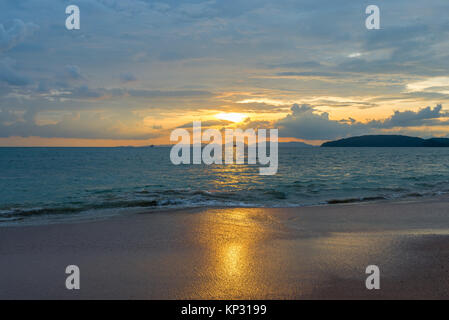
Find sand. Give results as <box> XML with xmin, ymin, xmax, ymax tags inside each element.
<box><xmin>1</xmin><ymin>197</ymin><xmax>449</xmax><ymax>299</ymax></box>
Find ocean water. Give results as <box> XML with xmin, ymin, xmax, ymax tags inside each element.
<box><xmin>1</xmin><ymin>147</ymin><xmax>449</xmax><ymax>225</ymax></box>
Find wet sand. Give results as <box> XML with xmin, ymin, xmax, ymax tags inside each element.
<box><xmin>1</xmin><ymin>198</ymin><xmax>449</xmax><ymax>299</ymax></box>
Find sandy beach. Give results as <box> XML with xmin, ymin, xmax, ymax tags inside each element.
<box><xmin>1</xmin><ymin>197</ymin><xmax>449</xmax><ymax>299</ymax></box>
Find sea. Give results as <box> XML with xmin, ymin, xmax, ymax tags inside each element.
<box><xmin>1</xmin><ymin>146</ymin><xmax>449</xmax><ymax>225</ymax></box>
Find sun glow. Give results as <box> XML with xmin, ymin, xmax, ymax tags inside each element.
<box><xmin>215</xmin><ymin>112</ymin><xmax>247</xmax><ymax>123</ymax></box>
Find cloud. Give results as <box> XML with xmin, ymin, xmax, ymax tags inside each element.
<box><xmin>0</xmin><ymin>57</ymin><xmax>31</xmax><ymax>86</ymax></box>
<box><xmin>0</xmin><ymin>1</ymin><xmax>449</xmax><ymax>144</ymax></box>
<box><xmin>275</xmin><ymin>71</ymin><xmax>340</xmax><ymax>78</ymax></box>
<box><xmin>158</xmin><ymin>51</ymin><xmax>188</xmax><ymax>62</ymax></box>
<box><xmin>179</xmin><ymin>119</ymin><xmax>232</xmax><ymax>128</ymax></box>
<box><xmin>274</xmin><ymin>104</ymin><xmax>366</xmax><ymax>140</ymax></box>
<box><xmin>0</xmin><ymin>19</ymin><xmax>39</xmax><ymax>52</ymax></box>
<box><xmin>0</xmin><ymin>109</ymin><xmax>161</xmax><ymax>140</ymax></box>
<box><xmin>406</xmin><ymin>77</ymin><xmax>449</xmax><ymax>94</ymax></box>
<box><xmin>0</xmin><ymin>108</ymin><xmax>21</xmax><ymax>124</ymax></box>
<box><xmin>368</xmin><ymin>105</ymin><xmax>448</xmax><ymax>128</ymax></box>
<box><xmin>272</xmin><ymin>104</ymin><xmax>449</xmax><ymax>141</ymax></box>
<box><xmin>64</xmin><ymin>65</ymin><xmax>83</xmax><ymax>80</ymax></box>
<box><xmin>35</xmin><ymin>85</ymin><xmax>213</xmax><ymax>101</ymax></box>
<box><xmin>268</xmin><ymin>61</ymin><xmax>323</xmax><ymax>69</ymax></box>
<box><xmin>119</xmin><ymin>72</ymin><xmax>137</xmax><ymax>83</ymax></box>
<box><xmin>126</xmin><ymin>89</ymin><xmax>213</xmax><ymax>98</ymax></box>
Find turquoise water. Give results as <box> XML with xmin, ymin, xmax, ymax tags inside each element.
<box><xmin>1</xmin><ymin>147</ymin><xmax>449</xmax><ymax>225</ymax></box>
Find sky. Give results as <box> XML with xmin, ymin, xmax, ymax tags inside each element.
<box><xmin>1</xmin><ymin>0</ymin><xmax>449</xmax><ymax>146</ymax></box>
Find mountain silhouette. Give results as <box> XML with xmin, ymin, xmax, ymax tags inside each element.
<box><xmin>321</xmin><ymin>135</ymin><xmax>449</xmax><ymax>147</ymax></box>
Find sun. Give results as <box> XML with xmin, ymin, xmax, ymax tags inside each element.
<box><xmin>215</xmin><ymin>112</ymin><xmax>247</xmax><ymax>123</ymax></box>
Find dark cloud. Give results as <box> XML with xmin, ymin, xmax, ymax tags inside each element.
<box><xmin>0</xmin><ymin>57</ymin><xmax>31</xmax><ymax>86</ymax></box>
<box><xmin>274</xmin><ymin>104</ymin><xmax>367</xmax><ymax>140</ymax></box>
<box><xmin>0</xmin><ymin>19</ymin><xmax>38</xmax><ymax>52</ymax></box>
<box><xmin>271</xmin><ymin>103</ymin><xmax>449</xmax><ymax>141</ymax></box>
<box><xmin>64</xmin><ymin>65</ymin><xmax>83</xmax><ymax>80</ymax></box>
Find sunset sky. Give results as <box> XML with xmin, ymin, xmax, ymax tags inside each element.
<box><xmin>1</xmin><ymin>0</ymin><xmax>449</xmax><ymax>146</ymax></box>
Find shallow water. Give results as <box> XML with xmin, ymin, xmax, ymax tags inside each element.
<box><xmin>1</xmin><ymin>147</ymin><xmax>449</xmax><ymax>225</ymax></box>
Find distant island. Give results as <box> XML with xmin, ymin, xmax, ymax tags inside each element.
<box><xmin>321</xmin><ymin>135</ymin><xmax>449</xmax><ymax>147</ymax></box>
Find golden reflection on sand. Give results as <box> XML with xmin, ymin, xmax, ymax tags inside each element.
<box><xmin>177</xmin><ymin>207</ymin><xmax>417</xmax><ymax>299</ymax></box>
<box><xmin>185</xmin><ymin>208</ymin><xmax>273</xmax><ymax>299</ymax></box>
<box><xmin>222</xmin><ymin>243</ymin><xmax>245</xmax><ymax>277</ymax></box>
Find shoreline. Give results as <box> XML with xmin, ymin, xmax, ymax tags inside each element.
<box><xmin>1</xmin><ymin>197</ymin><xmax>449</xmax><ymax>299</ymax></box>
<box><xmin>2</xmin><ymin>192</ymin><xmax>449</xmax><ymax>228</ymax></box>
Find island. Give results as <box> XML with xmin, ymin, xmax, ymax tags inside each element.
<box><xmin>321</xmin><ymin>135</ymin><xmax>449</xmax><ymax>147</ymax></box>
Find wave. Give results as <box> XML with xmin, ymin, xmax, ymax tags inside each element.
<box><xmin>0</xmin><ymin>200</ymin><xmax>158</xmax><ymax>221</ymax></box>
<box><xmin>326</xmin><ymin>196</ymin><xmax>386</xmax><ymax>204</ymax></box>
<box><xmin>2</xmin><ymin>186</ymin><xmax>448</xmax><ymax>226</ymax></box>
<box><xmin>325</xmin><ymin>189</ymin><xmax>448</xmax><ymax>205</ymax></box>
<box><xmin>0</xmin><ymin>191</ymin><xmax>260</xmax><ymax>224</ymax></box>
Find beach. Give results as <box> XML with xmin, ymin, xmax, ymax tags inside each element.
<box><xmin>1</xmin><ymin>197</ymin><xmax>449</xmax><ymax>300</ymax></box>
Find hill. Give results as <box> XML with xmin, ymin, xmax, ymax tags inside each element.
<box><xmin>321</xmin><ymin>135</ymin><xmax>449</xmax><ymax>147</ymax></box>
